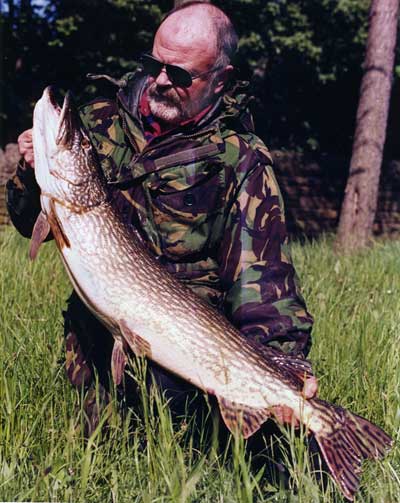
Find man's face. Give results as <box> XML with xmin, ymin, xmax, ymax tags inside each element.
<box><xmin>147</xmin><ymin>20</ymin><xmax>222</xmax><ymax>125</ymax></box>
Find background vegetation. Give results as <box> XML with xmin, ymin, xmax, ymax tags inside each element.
<box><xmin>1</xmin><ymin>228</ymin><xmax>399</xmax><ymax>502</ymax></box>
<box><xmin>1</xmin><ymin>0</ymin><xmax>399</xmax><ymax>159</ymax></box>
<box><xmin>1</xmin><ymin>2</ymin><xmax>399</xmax><ymax>500</ymax></box>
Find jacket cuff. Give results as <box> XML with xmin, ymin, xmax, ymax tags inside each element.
<box><xmin>5</xmin><ymin>158</ymin><xmax>42</xmax><ymax>238</ymax></box>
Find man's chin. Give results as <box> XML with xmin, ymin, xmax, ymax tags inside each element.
<box><xmin>148</xmin><ymin>99</ymin><xmax>183</xmax><ymax>125</ymax></box>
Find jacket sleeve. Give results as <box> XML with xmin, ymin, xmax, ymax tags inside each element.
<box><xmin>6</xmin><ymin>159</ymin><xmax>45</xmax><ymax>238</ymax></box>
<box><xmin>5</xmin><ymin>102</ymin><xmax>97</xmax><ymax>239</ymax></box>
<box><xmin>218</xmin><ymin>153</ymin><xmax>313</xmax><ymax>358</ymax></box>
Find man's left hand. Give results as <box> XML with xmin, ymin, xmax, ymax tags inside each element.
<box><xmin>271</xmin><ymin>375</ymin><xmax>318</xmax><ymax>427</ymax></box>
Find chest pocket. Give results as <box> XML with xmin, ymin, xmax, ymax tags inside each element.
<box><xmin>147</xmin><ymin>160</ymin><xmax>225</xmax><ymax>259</ymax></box>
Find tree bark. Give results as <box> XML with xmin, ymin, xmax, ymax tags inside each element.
<box><xmin>335</xmin><ymin>0</ymin><xmax>400</xmax><ymax>252</ymax></box>
<box><xmin>20</xmin><ymin>0</ymin><xmax>33</xmax><ymax>18</ymax></box>
<box><xmin>7</xmin><ymin>0</ymin><xmax>15</xmax><ymax>23</ymax></box>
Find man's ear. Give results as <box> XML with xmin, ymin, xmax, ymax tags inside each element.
<box><xmin>214</xmin><ymin>65</ymin><xmax>234</xmax><ymax>94</ymax></box>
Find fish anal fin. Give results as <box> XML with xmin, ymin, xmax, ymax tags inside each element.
<box><xmin>111</xmin><ymin>337</ymin><xmax>127</xmax><ymax>385</ymax></box>
<box><xmin>119</xmin><ymin>319</ymin><xmax>151</xmax><ymax>358</ymax></box>
<box><xmin>29</xmin><ymin>211</ymin><xmax>51</xmax><ymax>260</ymax></box>
<box><xmin>313</xmin><ymin>400</ymin><xmax>393</xmax><ymax>501</ymax></box>
<box><xmin>217</xmin><ymin>396</ymin><xmax>271</xmax><ymax>439</ymax></box>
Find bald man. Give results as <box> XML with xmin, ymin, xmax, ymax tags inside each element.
<box><xmin>8</xmin><ymin>2</ymin><xmax>315</xmax><ymax>440</ymax></box>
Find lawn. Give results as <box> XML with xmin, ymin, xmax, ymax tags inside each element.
<box><xmin>1</xmin><ymin>227</ymin><xmax>399</xmax><ymax>502</ymax></box>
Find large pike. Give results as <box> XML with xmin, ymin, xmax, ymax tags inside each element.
<box><xmin>31</xmin><ymin>87</ymin><xmax>392</xmax><ymax>500</ymax></box>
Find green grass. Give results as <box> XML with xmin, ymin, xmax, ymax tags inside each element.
<box><xmin>1</xmin><ymin>228</ymin><xmax>399</xmax><ymax>502</ymax></box>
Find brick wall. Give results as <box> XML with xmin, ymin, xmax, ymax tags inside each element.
<box><xmin>1</xmin><ymin>144</ymin><xmax>399</xmax><ymax>238</ymax></box>
<box><xmin>272</xmin><ymin>150</ymin><xmax>400</xmax><ymax>238</ymax></box>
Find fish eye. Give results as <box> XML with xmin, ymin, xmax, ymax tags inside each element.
<box><xmin>81</xmin><ymin>138</ymin><xmax>91</xmax><ymax>149</ymax></box>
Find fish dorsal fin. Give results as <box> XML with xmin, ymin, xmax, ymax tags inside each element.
<box><xmin>119</xmin><ymin>319</ymin><xmax>152</xmax><ymax>358</ymax></box>
<box><xmin>111</xmin><ymin>337</ymin><xmax>127</xmax><ymax>385</ymax></box>
<box><xmin>267</xmin><ymin>349</ymin><xmax>313</xmax><ymax>387</ymax></box>
<box><xmin>29</xmin><ymin>211</ymin><xmax>51</xmax><ymax>260</ymax></box>
<box><xmin>247</xmin><ymin>339</ymin><xmax>314</xmax><ymax>389</ymax></box>
<box><xmin>217</xmin><ymin>396</ymin><xmax>271</xmax><ymax>439</ymax></box>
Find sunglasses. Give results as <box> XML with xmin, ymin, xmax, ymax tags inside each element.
<box><xmin>140</xmin><ymin>53</ymin><xmax>223</xmax><ymax>88</ymax></box>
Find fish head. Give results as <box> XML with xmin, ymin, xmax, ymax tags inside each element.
<box><xmin>33</xmin><ymin>86</ymin><xmax>106</xmax><ymax>211</ymax></box>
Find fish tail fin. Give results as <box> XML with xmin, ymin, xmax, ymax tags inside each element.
<box><xmin>313</xmin><ymin>400</ymin><xmax>392</xmax><ymax>501</ymax></box>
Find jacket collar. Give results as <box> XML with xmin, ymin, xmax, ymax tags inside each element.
<box><xmin>89</xmin><ymin>70</ymin><xmax>255</xmax><ymax>136</ymax></box>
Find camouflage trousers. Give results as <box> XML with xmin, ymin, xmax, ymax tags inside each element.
<box><xmin>63</xmin><ymin>291</ymin><xmax>204</xmax><ymax>426</ymax></box>
<box><xmin>62</xmin><ymin>290</ymin><xmax>324</xmax><ymax>489</ymax></box>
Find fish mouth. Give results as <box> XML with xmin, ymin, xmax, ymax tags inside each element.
<box><xmin>42</xmin><ymin>86</ymin><xmax>81</xmax><ymax>149</ymax></box>
<box><xmin>46</xmin><ymin>86</ymin><xmax>63</xmax><ymax>114</ymax></box>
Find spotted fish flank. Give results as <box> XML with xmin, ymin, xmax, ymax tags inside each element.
<box><xmin>7</xmin><ymin>72</ymin><xmax>314</xmax><ymax>357</ymax></box>
<box><xmin>79</xmin><ymin>72</ymin><xmax>313</xmax><ymax>357</ymax></box>
<box><xmin>31</xmin><ymin>87</ymin><xmax>392</xmax><ymax>502</ymax></box>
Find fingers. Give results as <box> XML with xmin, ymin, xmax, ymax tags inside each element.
<box><xmin>271</xmin><ymin>377</ymin><xmax>318</xmax><ymax>429</ymax></box>
<box><xmin>303</xmin><ymin>376</ymin><xmax>318</xmax><ymax>399</ymax></box>
<box><xmin>18</xmin><ymin>128</ymin><xmax>35</xmax><ymax>167</ymax></box>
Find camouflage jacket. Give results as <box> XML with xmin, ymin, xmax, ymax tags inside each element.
<box><xmin>7</xmin><ymin>71</ymin><xmax>313</xmax><ymax>356</ymax></box>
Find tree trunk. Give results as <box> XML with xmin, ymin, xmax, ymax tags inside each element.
<box><xmin>20</xmin><ymin>0</ymin><xmax>33</xmax><ymax>18</ymax></box>
<box><xmin>7</xmin><ymin>0</ymin><xmax>15</xmax><ymax>23</ymax></box>
<box><xmin>335</xmin><ymin>0</ymin><xmax>399</xmax><ymax>252</ymax></box>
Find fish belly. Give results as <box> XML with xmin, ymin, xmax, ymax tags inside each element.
<box><xmin>55</xmin><ymin>204</ymin><xmax>301</xmax><ymax>413</ymax></box>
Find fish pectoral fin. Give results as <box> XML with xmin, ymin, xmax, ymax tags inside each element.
<box><xmin>119</xmin><ymin>319</ymin><xmax>152</xmax><ymax>358</ymax></box>
<box><xmin>217</xmin><ymin>396</ymin><xmax>271</xmax><ymax>439</ymax></box>
<box><xmin>111</xmin><ymin>337</ymin><xmax>127</xmax><ymax>385</ymax></box>
<box><xmin>48</xmin><ymin>199</ymin><xmax>71</xmax><ymax>249</ymax></box>
<box><xmin>29</xmin><ymin>211</ymin><xmax>51</xmax><ymax>260</ymax></box>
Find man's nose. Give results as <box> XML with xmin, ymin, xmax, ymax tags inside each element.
<box><xmin>155</xmin><ymin>66</ymin><xmax>172</xmax><ymax>87</ymax></box>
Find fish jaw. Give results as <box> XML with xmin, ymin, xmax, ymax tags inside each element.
<box><xmin>32</xmin><ymin>87</ymin><xmax>107</xmax><ymax>212</ymax></box>
<box><xmin>33</xmin><ymin>87</ymin><xmax>63</xmax><ymax>206</ymax></box>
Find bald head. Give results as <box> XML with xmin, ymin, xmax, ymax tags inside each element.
<box><xmin>158</xmin><ymin>2</ymin><xmax>238</xmax><ymax>67</ymax></box>
<box><xmin>147</xmin><ymin>3</ymin><xmax>236</xmax><ymax>125</ymax></box>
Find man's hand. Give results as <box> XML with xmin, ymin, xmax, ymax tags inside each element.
<box><xmin>18</xmin><ymin>129</ymin><xmax>35</xmax><ymax>167</ymax></box>
<box><xmin>271</xmin><ymin>375</ymin><xmax>318</xmax><ymax>427</ymax></box>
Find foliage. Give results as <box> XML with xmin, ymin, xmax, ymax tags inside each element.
<box><xmin>1</xmin><ymin>228</ymin><xmax>399</xmax><ymax>501</ymax></box>
<box><xmin>1</xmin><ymin>0</ymin><xmax>399</xmax><ymax>156</ymax></box>
<box><xmin>1</xmin><ymin>0</ymin><xmax>169</xmax><ymax>144</ymax></box>
<box><xmin>215</xmin><ymin>0</ymin><xmax>373</xmax><ymax>152</ymax></box>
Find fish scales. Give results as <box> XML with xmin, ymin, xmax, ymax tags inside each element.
<box><xmin>60</xmin><ymin>202</ymin><xmax>290</xmax><ymax>405</ymax></box>
<box><xmin>47</xmin><ymin>162</ymin><xmax>313</xmax><ymax>409</ymax></box>
<box><xmin>30</xmin><ymin>87</ymin><xmax>392</xmax><ymax>501</ymax></box>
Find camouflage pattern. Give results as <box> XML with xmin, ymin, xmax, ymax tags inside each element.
<box><xmin>6</xmin><ymin>70</ymin><xmax>313</xmax><ymax>358</ymax></box>
<box><xmin>80</xmin><ymin>71</ymin><xmax>313</xmax><ymax>356</ymax></box>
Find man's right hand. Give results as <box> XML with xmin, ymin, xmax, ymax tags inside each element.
<box><xmin>18</xmin><ymin>129</ymin><xmax>35</xmax><ymax>167</ymax></box>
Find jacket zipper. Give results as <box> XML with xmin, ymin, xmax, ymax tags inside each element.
<box><xmin>121</xmin><ymin>112</ymin><xmax>140</xmax><ymax>154</ymax></box>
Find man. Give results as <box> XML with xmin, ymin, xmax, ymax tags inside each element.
<box><xmin>8</xmin><ymin>2</ymin><xmax>315</xmax><ymax>433</ymax></box>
